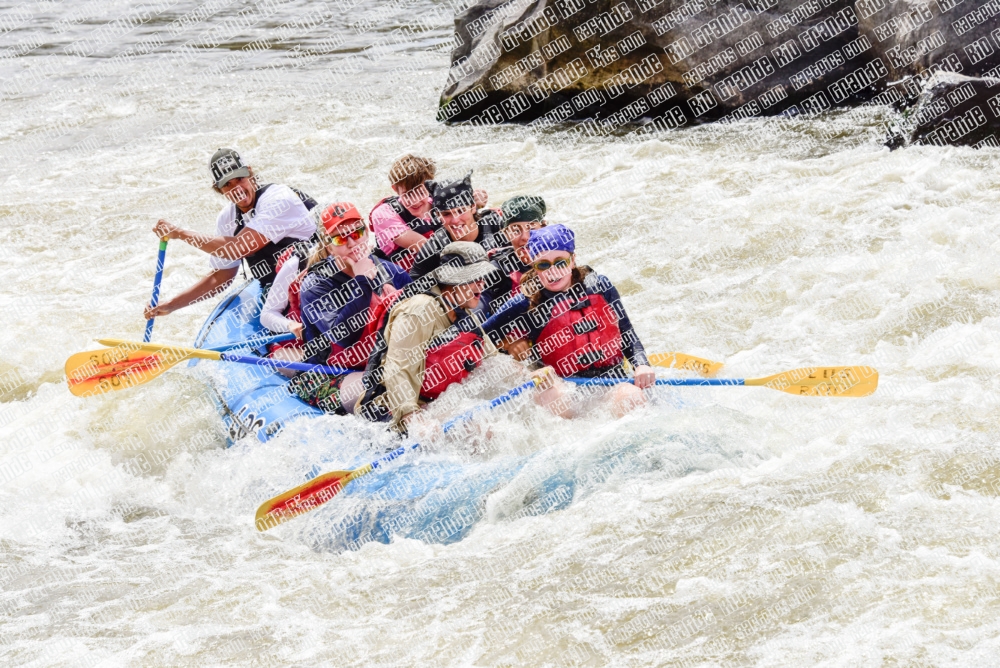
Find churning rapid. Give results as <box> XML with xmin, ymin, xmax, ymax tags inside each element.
<box><xmin>2</xmin><ymin>1</ymin><xmax>1000</xmax><ymax>666</ymax></box>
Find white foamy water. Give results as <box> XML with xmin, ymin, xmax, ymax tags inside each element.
<box><xmin>3</xmin><ymin>2</ymin><xmax>1000</xmax><ymax>666</ymax></box>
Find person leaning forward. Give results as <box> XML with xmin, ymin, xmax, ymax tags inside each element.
<box><xmin>144</xmin><ymin>148</ymin><xmax>318</xmax><ymax>320</ymax></box>
<box><xmin>357</xmin><ymin>241</ymin><xmax>499</xmax><ymax>435</ymax></box>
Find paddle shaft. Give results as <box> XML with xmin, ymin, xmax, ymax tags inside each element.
<box><xmin>143</xmin><ymin>238</ymin><xmax>168</xmax><ymax>342</ymax></box>
<box><xmin>564</xmin><ymin>365</ymin><xmax>878</xmax><ymax>398</ymax></box>
<box><xmin>217</xmin><ymin>353</ymin><xmax>352</xmax><ymax>376</ymax></box>
<box><xmin>565</xmin><ymin>377</ymin><xmax>743</xmax><ymax>387</ymax></box>
<box><xmin>70</xmin><ymin>339</ymin><xmax>356</xmax><ymax>397</ymax></box>
<box><xmin>206</xmin><ymin>332</ymin><xmax>296</xmax><ymax>352</ymax></box>
<box><xmin>95</xmin><ymin>338</ymin><xmax>352</xmax><ymax>375</ymax></box>
<box><xmin>368</xmin><ymin>380</ymin><xmax>538</xmax><ymax>476</ymax></box>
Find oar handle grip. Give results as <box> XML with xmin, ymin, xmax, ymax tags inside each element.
<box><xmin>219</xmin><ymin>354</ymin><xmax>354</xmax><ymax>376</ymax></box>
<box><xmin>564</xmin><ymin>377</ymin><xmax>745</xmax><ymax>387</ymax></box>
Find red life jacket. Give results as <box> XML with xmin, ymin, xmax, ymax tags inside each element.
<box><xmin>356</xmin><ymin>293</ymin><xmax>487</xmax><ymax>420</ymax></box>
<box><xmin>535</xmin><ymin>293</ymin><xmax>623</xmax><ymax>377</ymax></box>
<box><xmin>326</xmin><ymin>287</ymin><xmax>404</xmax><ymax>371</ymax></box>
<box><xmin>369</xmin><ymin>196</ymin><xmax>437</xmax><ymax>272</ymax></box>
<box><xmin>267</xmin><ymin>247</ymin><xmax>308</xmax><ymax>353</ymax></box>
<box><xmin>509</xmin><ymin>270</ymin><xmax>523</xmax><ymax>297</ymax></box>
<box><xmin>420</xmin><ymin>330</ymin><xmax>485</xmax><ymax>400</ymax></box>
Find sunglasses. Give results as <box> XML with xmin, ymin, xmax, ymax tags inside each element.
<box><xmin>532</xmin><ymin>257</ymin><xmax>571</xmax><ymax>272</ymax></box>
<box><xmin>327</xmin><ymin>225</ymin><xmax>366</xmax><ymax>246</ymax></box>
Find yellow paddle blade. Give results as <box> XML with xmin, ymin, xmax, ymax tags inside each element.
<box><xmin>65</xmin><ymin>348</ymin><xmax>173</xmax><ymax>397</ymax></box>
<box><xmin>255</xmin><ymin>464</ymin><xmax>373</xmax><ymax>531</ymax></box>
<box><xmin>649</xmin><ymin>352</ymin><xmax>724</xmax><ymax>377</ymax></box>
<box><xmin>96</xmin><ymin>338</ymin><xmax>222</xmax><ymax>361</ymax></box>
<box><xmin>745</xmin><ymin>366</ymin><xmax>878</xmax><ymax>398</ymax></box>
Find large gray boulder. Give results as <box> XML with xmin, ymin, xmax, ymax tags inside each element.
<box><xmin>438</xmin><ymin>0</ymin><xmax>1000</xmax><ymax>139</ymax></box>
<box><xmin>860</xmin><ymin>0</ymin><xmax>1000</xmax><ymax>112</ymax></box>
<box><xmin>887</xmin><ymin>73</ymin><xmax>1000</xmax><ymax>148</ymax></box>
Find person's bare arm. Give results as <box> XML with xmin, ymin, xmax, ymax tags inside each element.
<box><xmin>153</xmin><ymin>219</ymin><xmax>270</xmax><ymax>261</ymax></box>
<box><xmin>144</xmin><ymin>267</ymin><xmax>239</xmax><ymax>319</ymax></box>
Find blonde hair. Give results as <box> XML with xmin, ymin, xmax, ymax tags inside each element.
<box><xmin>305</xmin><ymin>240</ymin><xmax>331</xmax><ymax>271</ymax></box>
<box><xmin>389</xmin><ymin>154</ymin><xmax>435</xmax><ymax>192</ymax></box>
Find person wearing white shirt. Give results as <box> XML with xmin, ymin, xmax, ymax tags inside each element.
<box><xmin>259</xmin><ymin>244</ymin><xmax>312</xmax><ymax>375</ymax></box>
<box><xmin>259</xmin><ymin>252</ymin><xmax>305</xmax><ymax>340</ymax></box>
<box><xmin>144</xmin><ymin>148</ymin><xmax>317</xmax><ymax>320</ymax></box>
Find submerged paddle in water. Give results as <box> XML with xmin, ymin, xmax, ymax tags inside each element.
<box><xmin>255</xmin><ymin>364</ymin><xmax>878</xmax><ymax>530</ymax></box>
<box><xmin>254</xmin><ymin>379</ymin><xmax>540</xmax><ymax>532</ymax></box>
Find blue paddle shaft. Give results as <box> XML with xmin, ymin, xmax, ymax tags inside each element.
<box><xmin>565</xmin><ymin>377</ymin><xmax>745</xmax><ymax>387</ymax></box>
<box><xmin>207</xmin><ymin>332</ymin><xmax>296</xmax><ymax>352</ymax></box>
<box><xmin>143</xmin><ymin>239</ymin><xmax>168</xmax><ymax>343</ymax></box>
<box><xmin>367</xmin><ymin>380</ymin><xmax>538</xmax><ymax>476</ymax></box>
<box><xmin>441</xmin><ymin>380</ymin><xmax>537</xmax><ymax>432</ymax></box>
<box><xmin>218</xmin><ymin>353</ymin><xmax>353</xmax><ymax>376</ymax></box>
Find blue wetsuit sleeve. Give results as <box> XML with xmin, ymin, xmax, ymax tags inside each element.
<box><xmin>480</xmin><ymin>294</ymin><xmax>530</xmax><ymax>347</ymax></box>
<box><xmin>598</xmin><ymin>278</ymin><xmax>649</xmax><ymax>368</ymax></box>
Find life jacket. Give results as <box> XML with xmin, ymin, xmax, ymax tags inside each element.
<box><xmin>234</xmin><ymin>183</ymin><xmax>318</xmax><ymax>290</ymax></box>
<box><xmin>420</xmin><ymin>330</ymin><xmax>485</xmax><ymax>401</ymax></box>
<box><xmin>357</xmin><ymin>293</ymin><xmax>486</xmax><ymax>422</ymax></box>
<box><xmin>325</xmin><ymin>283</ymin><xmax>404</xmax><ymax>372</ymax></box>
<box><xmin>509</xmin><ymin>270</ymin><xmax>523</xmax><ymax>297</ymax></box>
<box><xmin>369</xmin><ymin>196</ymin><xmax>437</xmax><ymax>271</ymax></box>
<box><xmin>535</xmin><ymin>292</ymin><xmax>623</xmax><ymax>377</ymax></box>
<box><xmin>488</xmin><ymin>246</ymin><xmax>524</xmax><ymax>308</ymax></box>
<box><xmin>266</xmin><ymin>244</ymin><xmax>311</xmax><ymax>353</ymax></box>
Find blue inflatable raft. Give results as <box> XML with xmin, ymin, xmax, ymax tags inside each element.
<box><xmin>191</xmin><ymin>280</ymin><xmax>322</xmax><ymax>445</ymax></box>
<box><xmin>188</xmin><ymin>281</ymin><xmax>706</xmax><ymax>551</ymax></box>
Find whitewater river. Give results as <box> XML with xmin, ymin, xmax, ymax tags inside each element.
<box><xmin>3</xmin><ymin>1</ymin><xmax>1000</xmax><ymax>666</ymax></box>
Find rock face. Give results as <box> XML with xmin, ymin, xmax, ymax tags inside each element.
<box><xmin>861</xmin><ymin>0</ymin><xmax>1000</xmax><ymax>87</ymax></box>
<box><xmin>438</xmin><ymin>0</ymin><xmax>1000</xmax><ymax>139</ymax></box>
<box><xmin>888</xmin><ymin>74</ymin><xmax>1000</xmax><ymax>148</ymax></box>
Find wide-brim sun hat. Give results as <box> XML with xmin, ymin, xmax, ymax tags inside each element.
<box><xmin>434</xmin><ymin>241</ymin><xmax>498</xmax><ymax>286</ymax></box>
